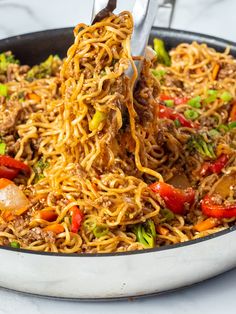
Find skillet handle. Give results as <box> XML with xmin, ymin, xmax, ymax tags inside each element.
<box><xmin>154</xmin><ymin>0</ymin><xmax>176</xmax><ymax>28</ymax></box>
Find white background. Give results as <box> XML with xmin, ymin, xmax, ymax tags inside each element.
<box><xmin>0</xmin><ymin>0</ymin><xmax>236</xmax><ymax>313</ymax></box>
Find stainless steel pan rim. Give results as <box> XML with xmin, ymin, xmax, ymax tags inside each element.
<box><xmin>0</xmin><ymin>223</ymin><xmax>235</xmax><ymax>257</ymax></box>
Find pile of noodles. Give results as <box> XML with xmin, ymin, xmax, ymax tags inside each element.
<box><xmin>0</xmin><ymin>11</ymin><xmax>236</xmax><ymax>253</ymax></box>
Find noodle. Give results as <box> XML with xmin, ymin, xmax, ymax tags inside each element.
<box><xmin>0</xmin><ymin>11</ymin><xmax>236</xmax><ymax>253</ymax></box>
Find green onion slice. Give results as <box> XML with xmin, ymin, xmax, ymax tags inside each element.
<box><xmin>10</xmin><ymin>241</ymin><xmax>20</xmax><ymax>249</ymax></box>
<box><xmin>228</xmin><ymin>121</ymin><xmax>236</xmax><ymax>129</ymax></box>
<box><xmin>0</xmin><ymin>84</ymin><xmax>8</xmax><ymax>97</ymax></box>
<box><xmin>184</xmin><ymin>109</ymin><xmax>199</xmax><ymax>120</ymax></box>
<box><xmin>0</xmin><ymin>142</ymin><xmax>6</xmax><ymax>155</ymax></box>
<box><xmin>164</xmin><ymin>99</ymin><xmax>174</xmax><ymax>107</ymax></box>
<box><xmin>221</xmin><ymin>91</ymin><xmax>233</xmax><ymax>102</ymax></box>
<box><xmin>188</xmin><ymin>96</ymin><xmax>201</xmax><ymax>108</ymax></box>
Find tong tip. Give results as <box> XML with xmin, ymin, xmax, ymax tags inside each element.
<box><xmin>92</xmin><ymin>0</ymin><xmax>117</xmax><ymax>25</ymax></box>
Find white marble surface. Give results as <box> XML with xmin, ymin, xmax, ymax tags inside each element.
<box><xmin>0</xmin><ymin>0</ymin><xmax>236</xmax><ymax>313</ymax></box>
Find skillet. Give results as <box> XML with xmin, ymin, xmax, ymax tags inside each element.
<box><xmin>0</xmin><ymin>27</ymin><xmax>235</xmax><ymax>300</ymax></box>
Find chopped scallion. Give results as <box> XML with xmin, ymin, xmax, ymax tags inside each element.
<box><xmin>151</xmin><ymin>69</ymin><xmax>166</xmax><ymax>79</ymax></box>
<box><xmin>0</xmin><ymin>84</ymin><xmax>8</xmax><ymax>97</ymax></box>
<box><xmin>0</xmin><ymin>142</ymin><xmax>6</xmax><ymax>155</ymax></box>
<box><xmin>164</xmin><ymin>99</ymin><xmax>174</xmax><ymax>107</ymax></box>
<box><xmin>220</xmin><ymin>91</ymin><xmax>233</xmax><ymax>102</ymax></box>
<box><xmin>217</xmin><ymin>124</ymin><xmax>229</xmax><ymax>132</ymax></box>
<box><xmin>204</xmin><ymin>90</ymin><xmax>218</xmax><ymax>104</ymax></box>
<box><xmin>93</xmin><ymin>225</ymin><xmax>109</xmax><ymax>238</ymax></box>
<box><xmin>208</xmin><ymin>89</ymin><xmax>218</xmax><ymax>96</ymax></box>
<box><xmin>174</xmin><ymin>119</ymin><xmax>181</xmax><ymax>127</ymax></box>
<box><xmin>184</xmin><ymin>109</ymin><xmax>199</xmax><ymax>120</ymax></box>
<box><xmin>228</xmin><ymin>121</ymin><xmax>236</xmax><ymax>129</ymax></box>
<box><xmin>10</xmin><ymin>241</ymin><xmax>20</xmax><ymax>249</ymax></box>
<box><xmin>208</xmin><ymin>129</ymin><xmax>220</xmax><ymax>138</ymax></box>
<box><xmin>188</xmin><ymin>96</ymin><xmax>201</xmax><ymax>108</ymax></box>
<box><xmin>160</xmin><ymin>208</ymin><xmax>175</xmax><ymax>222</ymax></box>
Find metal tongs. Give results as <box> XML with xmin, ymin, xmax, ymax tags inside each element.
<box><xmin>92</xmin><ymin>0</ymin><xmax>159</xmax><ymax>79</ymax></box>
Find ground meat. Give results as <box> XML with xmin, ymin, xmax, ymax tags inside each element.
<box><xmin>0</xmin><ymin>100</ymin><xmax>22</xmax><ymax>135</ymax></box>
<box><xmin>164</xmin><ymin>75</ymin><xmax>184</xmax><ymax>89</ymax></box>
<box><xmin>26</xmin><ymin>227</ymin><xmax>56</xmax><ymax>244</ymax></box>
<box><xmin>218</xmin><ymin>62</ymin><xmax>236</xmax><ymax>80</ymax></box>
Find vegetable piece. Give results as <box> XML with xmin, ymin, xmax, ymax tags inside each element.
<box><xmin>174</xmin><ymin>97</ymin><xmax>189</xmax><ymax>105</ymax></box>
<box><xmin>164</xmin><ymin>99</ymin><xmax>174</xmax><ymax>107</ymax></box>
<box><xmin>230</xmin><ymin>101</ymin><xmax>236</xmax><ymax>121</ymax></box>
<box><xmin>174</xmin><ymin>119</ymin><xmax>181</xmax><ymax>127</ymax></box>
<box><xmin>212</xmin><ymin>64</ymin><xmax>220</xmax><ymax>80</ymax></box>
<box><xmin>83</xmin><ymin>217</ymin><xmax>97</xmax><ymax>231</ymax></box>
<box><xmin>156</xmin><ymin>225</ymin><xmax>169</xmax><ymax>236</ymax></box>
<box><xmin>188</xmin><ymin>96</ymin><xmax>201</xmax><ymax>108</ymax></box>
<box><xmin>0</xmin><ymin>52</ymin><xmax>19</xmax><ymax>74</ymax></box>
<box><xmin>33</xmin><ymin>158</ymin><xmax>49</xmax><ymax>182</ymax></box>
<box><xmin>0</xmin><ymin>142</ymin><xmax>6</xmax><ymax>155</ymax></box>
<box><xmin>0</xmin><ymin>155</ymin><xmax>30</xmax><ymax>176</ymax></box>
<box><xmin>89</xmin><ymin>110</ymin><xmax>107</xmax><ymax>131</ymax></box>
<box><xmin>167</xmin><ymin>173</ymin><xmax>191</xmax><ymax>189</ymax></box>
<box><xmin>158</xmin><ymin>104</ymin><xmax>197</xmax><ymax>128</ymax></box>
<box><xmin>160</xmin><ymin>208</ymin><xmax>175</xmax><ymax>222</ymax></box>
<box><xmin>149</xmin><ymin>182</ymin><xmax>195</xmax><ymax>215</ymax></box>
<box><xmin>93</xmin><ymin>225</ymin><xmax>109</xmax><ymax>238</ymax></box>
<box><xmin>159</xmin><ymin>94</ymin><xmax>188</xmax><ymax>105</ymax></box>
<box><xmin>132</xmin><ymin>219</ymin><xmax>156</xmax><ymax>248</ymax></box>
<box><xmin>204</xmin><ymin>90</ymin><xmax>218</xmax><ymax>104</ymax></box>
<box><xmin>213</xmin><ymin>174</ymin><xmax>236</xmax><ymax>198</ymax></box>
<box><xmin>27</xmin><ymin>92</ymin><xmax>41</xmax><ymax>102</ymax></box>
<box><xmin>10</xmin><ymin>241</ymin><xmax>20</xmax><ymax>249</ymax></box>
<box><xmin>0</xmin><ymin>166</ymin><xmax>19</xmax><ymax>180</ymax></box>
<box><xmin>0</xmin><ymin>178</ymin><xmax>30</xmax><ymax>216</ymax></box>
<box><xmin>220</xmin><ymin>91</ymin><xmax>233</xmax><ymax>102</ymax></box>
<box><xmin>184</xmin><ymin>109</ymin><xmax>199</xmax><ymax>120</ymax></box>
<box><xmin>228</xmin><ymin>121</ymin><xmax>236</xmax><ymax>129</ymax></box>
<box><xmin>208</xmin><ymin>129</ymin><xmax>220</xmax><ymax>138</ymax></box>
<box><xmin>209</xmin><ymin>154</ymin><xmax>228</xmax><ymax>173</ymax></box>
<box><xmin>217</xmin><ymin>124</ymin><xmax>229</xmax><ymax>132</ymax></box>
<box><xmin>151</xmin><ymin>69</ymin><xmax>166</xmax><ymax>79</ymax></box>
<box><xmin>153</xmin><ymin>38</ymin><xmax>171</xmax><ymax>66</ymax></box>
<box><xmin>201</xmin><ymin>194</ymin><xmax>236</xmax><ymax>218</ymax></box>
<box><xmin>187</xmin><ymin>134</ymin><xmax>216</xmax><ymax>159</ymax></box>
<box><xmin>194</xmin><ymin>217</ymin><xmax>219</xmax><ymax>232</ymax></box>
<box><xmin>26</xmin><ymin>55</ymin><xmax>54</xmax><ymax>80</ymax></box>
<box><xmin>43</xmin><ymin>224</ymin><xmax>64</xmax><ymax>234</ymax></box>
<box><xmin>36</xmin><ymin>209</ymin><xmax>58</xmax><ymax>222</ymax></box>
<box><xmin>200</xmin><ymin>154</ymin><xmax>228</xmax><ymax>176</ymax></box>
<box><xmin>70</xmin><ymin>206</ymin><xmax>84</xmax><ymax>234</ymax></box>
<box><xmin>0</xmin><ymin>84</ymin><xmax>8</xmax><ymax>97</ymax></box>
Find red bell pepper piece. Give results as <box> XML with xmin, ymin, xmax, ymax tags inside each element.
<box><xmin>158</xmin><ymin>104</ymin><xmax>197</xmax><ymax>128</ymax></box>
<box><xmin>70</xmin><ymin>206</ymin><xmax>84</xmax><ymax>233</ymax></box>
<box><xmin>149</xmin><ymin>181</ymin><xmax>195</xmax><ymax>215</ymax></box>
<box><xmin>201</xmin><ymin>194</ymin><xmax>236</xmax><ymax>218</ymax></box>
<box><xmin>174</xmin><ymin>97</ymin><xmax>189</xmax><ymax>105</ymax></box>
<box><xmin>200</xmin><ymin>154</ymin><xmax>228</xmax><ymax>176</ymax></box>
<box><xmin>0</xmin><ymin>166</ymin><xmax>19</xmax><ymax>180</ymax></box>
<box><xmin>230</xmin><ymin>101</ymin><xmax>236</xmax><ymax>121</ymax></box>
<box><xmin>159</xmin><ymin>94</ymin><xmax>189</xmax><ymax>105</ymax></box>
<box><xmin>0</xmin><ymin>156</ymin><xmax>30</xmax><ymax>176</ymax></box>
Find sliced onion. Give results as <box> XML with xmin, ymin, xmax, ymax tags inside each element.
<box><xmin>167</xmin><ymin>173</ymin><xmax>191</xmax><ymax>190</ymax></box>
<box><xmin>211</xmin><ymin>173</ymin><xmax>236</xmax><ymax>198</ymax></box>
<box><xmin>0</xmin><ymin>180</ymin><xmax>30</xmax><ymax>215</ymax></box>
